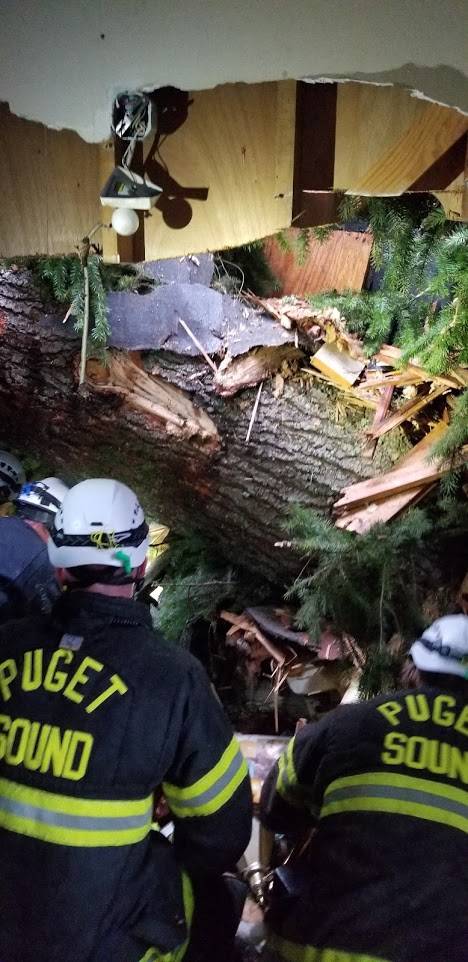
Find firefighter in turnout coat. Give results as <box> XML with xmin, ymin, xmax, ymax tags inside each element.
<box><xmin>0</xmin><ymin>479</ymin><xmax>252</xmax><ymax>962</ymax></box>
<box><xmin>260</xmin><ymin>615</ymin><xmax>468</xmax><ymax>962</ymax></box>
<box><xmin>0</xmin><ymin>477</ymin><xmax>69</xmax><ymax>622</ymax></box>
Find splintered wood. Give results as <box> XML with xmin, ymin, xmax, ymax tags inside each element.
<box><xmin>214</xmin><ymin>345</ymin><xmax>302</xmax><ymax>397</ymax></box>
<box><xmin>84</xmin><ymin>353</ymin><xmax>220</xmax><ymax>449</ymax></box>
<box><xmin>334</xmin><ymin>423</ymin><xmax>461</xmax><ymax>533</ymax></box>
<box><xmin>368</xmin><ymin>384</ymin><xmax>449</xmax><ymax>439</ymax></box>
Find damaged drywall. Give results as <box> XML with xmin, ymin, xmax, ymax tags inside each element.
<box><xmin>1</xmin><ymin>0</ymin><xmax>467</xmax><ymax>140</ymax></box>
<box><xmin>305</xmin><ymin>65</ymin><xmax>468</xmax><ymax>118</ymax></box>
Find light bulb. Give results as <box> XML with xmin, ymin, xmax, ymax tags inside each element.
<box><xmin>111</xmin><ymin>208</ymin><xmax>140</xmax><ymax>236</ymax></box>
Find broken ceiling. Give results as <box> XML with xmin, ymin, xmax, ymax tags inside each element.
<box><xmin>1</xmin><ymin>0</ymin><xmax>467</xmax><ymax>141</ymax></box>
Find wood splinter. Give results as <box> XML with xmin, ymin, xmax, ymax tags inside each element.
<box><xmin>178</xmin><ymin>317</ymin><xmax>218</xmax><ymax>374</ymax></box>
<box><xmin>245</xmin><ymin>382</ymin><xmax>264</xmax><ymax>444</ymax></box>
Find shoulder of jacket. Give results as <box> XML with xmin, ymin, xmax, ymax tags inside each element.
<box><xmin>0</xmin><ymin>611</ymin><xmax>53</xmax><ymax>641</ymax></box>
<box><xmin>0</xmin><ymin>516</ymin><xmax>45</xmax><ymax>555</ymax></box>
<box><xmin>136</xmin><ymin>630</ymin><xmax>206</xmax><ymax>682</ymax></box>
<box><xmin>323</xmin><ymin>699</ymin><xmax>381</xmax><ymax>734</ymax></box>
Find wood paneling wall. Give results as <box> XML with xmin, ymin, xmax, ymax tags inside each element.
<box><xmin>2</xmin><ymin>80</ymin><xmax>466</xmax><ymax>262</ymax></box>
<box><xmin>334</xmin><ymin>84</ymin><xmax>468</xmax><ymax>195</ymax></box>
<box><xmin>144</xmin><ymin>81</ymin><xmax>296</xmax><ymax>259</ymax></box>
<box><xmin>0</xmin><ymin>103</ymin><xmax>103</xmax><ymax>257</ymax></box>
<box><xmin>264</xmin><ymin>229</ymin><xmax>372</xmax><ymax>295</ymax></box>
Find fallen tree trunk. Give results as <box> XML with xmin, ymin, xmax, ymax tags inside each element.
<box><xmin>0</xmin><ymin>266</ymin><xmax>395</xmax><ymax>583</ymax></box>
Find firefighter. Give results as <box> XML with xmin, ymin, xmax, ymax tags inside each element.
<box><xmin>0</xmin><ymin>476</ymin><xmax>69</xmax><ymax>622</ymax></box>
<box><xmin>0</xmin><ymin>450</ymin><xmax>25</xmax><ymax>512</ymax></box>
<box><xmin>260</xmin><ymin>614</ymin><xmax>468</xmax><ymax>962</ymax></box>
<box><xmin>0</xmin><ymin>478</ymin><xmax>252</xmax><ymax>962</ymax></box>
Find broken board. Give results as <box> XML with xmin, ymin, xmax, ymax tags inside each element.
<box><xmin>335</xmin><ymin>422</ymin><xmax>450</xmax><ymax>530</ymax></box>
<box><xmin>370</xmin><ymin>384</ymin><xmax>449</xmax><ymax>439</ymax></box>
<box><xmin>311</xmin><ymin>341</ymin><xmax>365</xmax><ymax>389</ymax></box>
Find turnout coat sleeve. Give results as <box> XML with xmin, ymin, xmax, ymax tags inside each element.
<box><xmin>162</xmin><ymin>658</ymin><xmax>253</xmax><ymax>875</ymax></box>
<box><xmin>260</xmin><ymin>716</ymin><xmax>330</xmax><ymax>836</ymax></box>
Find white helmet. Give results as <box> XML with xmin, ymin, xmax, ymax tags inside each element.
<box><xmin>48</xmin><ymin>478</ymin><xmax>149</xmax><ymax>575</ymax></box>
<box><xmin>16</xmin><ymin>477</ymin><xmax>69</xmax><ymax>527</ymax></box>
<box><xmin>411</xmin><ymin>615</ymin><xmax>468</xmax><ymax>679</ymax></box>
<box><xmin>0</xmin><ymin>451</ymin><xmax>26</xmax><ymax>501</ymax></box>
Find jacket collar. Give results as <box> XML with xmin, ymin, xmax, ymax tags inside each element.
<box><xmin>52</xmin><ymin>589</ymin><xmax>153</xmax><ymax>632</ymax></box>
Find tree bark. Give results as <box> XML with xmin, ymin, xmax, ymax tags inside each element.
<box><xmin>0</xmin><ymin>267</ymin><xmax>395</xmax><ymax>584</ymax></box>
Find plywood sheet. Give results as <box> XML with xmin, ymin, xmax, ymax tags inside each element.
<box><xmin>0</xmin><ymin>103</ymin><xmax>47</xmax><ymax>256</ymax></box>
<box><xmin>0</xmin><ymin>103</ymin><xmax>103</xmax><ymax>257</ymax></box>
<box><xmin>99</xmin><ymin>140</ymin><xmax>119</xmax><ymax>263</ymax></box>
<box><xmin>46</xmin><ymin>128</ymin><xmax>101</xmax><ymax>254</ymax></box>
<box><xmin>144</xmin><ymin>81</ymin><xmax>296</xmax><ymax>259</ymax></box>
<box><xmin>264</xmin><ymin>228</ymin><xmax>372</xmax><ymax>295</ymax></box>
<box><xmin>334</xmin><ymin>84</ymin><xmax>468</xmax><ymax>194</ymax></box>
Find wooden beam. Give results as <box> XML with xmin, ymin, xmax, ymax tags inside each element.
<box><xmin>292</xmin><ymin>82</ymin><xmax>337</xmax><ymax>225</ymax></box>
<box><xmin>409</xmin><ymin>133</ymin><xmax>467</xmax><ymax>190</ymax></box>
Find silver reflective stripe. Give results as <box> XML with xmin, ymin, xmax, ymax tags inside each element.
<box><xmin>0</xmin><ymin>795</ymin><xmax>153</xmax><ymax>831</ymax></box>
<box><xmin>174</xmin><ymin>750</ymin><xmax>245</xmax><ymax>810</ymax></box>
<box><xmin>0</xmin><ymin>775</ymin><xmax>154</xmax><ymax>847</ymax></box>
<box><xmin>324</xmin><ymin>784</ymin><xmax>468</xmax><ymax>821</ymax></box>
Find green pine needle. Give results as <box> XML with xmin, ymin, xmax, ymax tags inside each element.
<box><xmin>286</xmin><ymin>506</ymin><xmax>433</xmax><ymax>644</ymax></box>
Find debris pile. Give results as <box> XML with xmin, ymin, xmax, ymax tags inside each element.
<box><xmin>221</xmin><ymin>607</ymin><xmax>364</xmax><ymax>730</ymax></box>
<box><xmin>244</xmin><ymin>295</ymin><xmax>468</xmax><ymax>531</ymax></box>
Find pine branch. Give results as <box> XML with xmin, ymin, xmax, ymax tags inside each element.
<box><xmin>286</xmin><ymin>506</ymin><xmax>434</xmax><ymax>645</ymax></box>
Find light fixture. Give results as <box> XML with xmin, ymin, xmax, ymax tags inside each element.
<box><xmin>111</xmin><ymin>208</ymin><xmax>140</xmax><ymax>236</ymax></box>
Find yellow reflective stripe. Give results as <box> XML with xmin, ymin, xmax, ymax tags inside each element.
<box><xmin>321</xmin><ymin>771</ymin><xmax>468</xmax><ymax>835</ymax></box>
<box><xmin>321</xmin><ymin>796</ymin><xmax>468</xmax><ymax>835</ymax></box>
<box><xmin>0</xmin><ymin>810</ymin><xmax>150</xmax><ymax>847</ymax></box>
<box><xmin>276</xmin><ymin>738</ymin><xmax>316</xmax><ymax>811</ymax></box>
<box><xmin>139</xmin><ymin>872</ymin><xmax>194</xmax><ymax>962</ymax></box>
<box><xmin>277</xmin><ymin>737</ymin><xmax>297</xmax><ymax>799</ymax></box>
<box><xmin>0</xmin><ymin>776</ymin><xmax>152</xmax><ymax>818</ymax></box>
<box><xmin>0</xmin><ymin>776</ymin><xmax>153</xmax><ymax>848</ymax></box>
<box><xmin>166</xmin><ymin>756</ymin><xmax>249</xmax><ymax>818</ymax></box>
<box><xmin>277</xmin><ymin>753</ymin><xmax>287</xmax><ymax>795</ymax></box>
<box><xmin>324</xmin><ymin>771</ymin><xmax>468</xmax><ymax>807</ymax></box>
<box><xmin>269</xmin><ymin>932</ymin><xmax>390</xmax><ymax>962</ymax></box>
<box><xmin>163</xmin><ymin>736</ymin><xmax>249</xmax><ymax>817</ymax></box>
<box><xmin>164</xmin><ymin>736</ymin><xmax>239</xmax><ymax>801</ymax></box>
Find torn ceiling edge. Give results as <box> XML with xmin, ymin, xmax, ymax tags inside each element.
<box><xmin>2</xmin><ymin>64</ymin><xmax>467</xmax><ymax>143</ymax></box>
<box><xmin>9</xmin><ymin>73</ymin><xmax>468</xmax><ymax>145</ymax></box>
<box><xmin>303</xmin><ymin>65</ymin><xmax>468</xmax><ymax>117</ymax></box>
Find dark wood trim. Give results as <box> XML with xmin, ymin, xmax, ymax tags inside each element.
<box><xmin>409</xmin><ymin>133</ymin><xmax>467</xmax><ymax>191</ymax></box>
<box><xmin>292</xmin><ymin>191</ymin><xmax>342</xmax><ymax>228</ymax></box>
<box><xmin>292</xmin><ymin>82</ymin><xmax>337</xmax><ymax>223</ymax></box>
